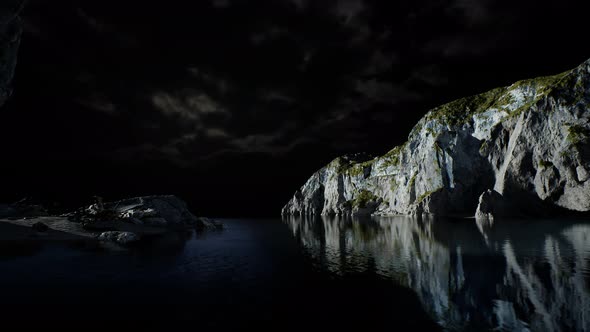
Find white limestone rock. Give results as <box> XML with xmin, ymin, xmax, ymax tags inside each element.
<box><xmin>283</xmin><ymin>58</ymin><xmax>590</xmax><ymax>218</ymax></box>
<box><xmin>576</xmin><ymin>165</ymin><xmax>589</xmax><ymax>182</ymax></box>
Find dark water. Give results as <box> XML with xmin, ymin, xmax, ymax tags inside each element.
<box><xmin>0</xmin><ymin>217</ymin><xmax>589</xmax><ymax>331</ymax></box>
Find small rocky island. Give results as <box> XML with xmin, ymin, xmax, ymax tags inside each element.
<box><xmin>0</xmin><ymin>196</ymin><xmax>222</xmax><ymax>246</ymax></box>
<box><xmin>283</xmin><ymin>59</ymin><xmax>590</xmax><ymax>219</ymax></box>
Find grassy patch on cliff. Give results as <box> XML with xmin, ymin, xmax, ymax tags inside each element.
<box><xmin>509</xmin><ymin>69</ymin><xmax>585</xmax><ymax>116</ymax></box>
<box><xmin>567</xmin><ymin>124</ymin><xmax>590</xmax><ymax>145</ymax></box>
<box><xmin>379</xmin><ymin>144</ymin><xmax>406</xmax><ymax>171</ymax></box>
<box><xmin>426</xmin><ymin>87</ymin><xmax>508</xmax><ymax>126</ymax></box>
<box><xmin>510</xmin><ymin>70</ymin><xmax>571</xmax><ymax>94</ymax></box>
<box><xmin>332</xmin><ymin>155</ymin><xmax>376</xmax><ymax>177</ymax></box>
<box><xmin>389</xmin><ymin>177</ymin><xmax>398</xmax><ymax>192</ymax></box>
<box><xmin>416</xmin><ymin>188</ymin><xmax>443</xmax><ymax>204</ymax></box>
<box><xmin>344</xmin><ymin>189</ymin><xmax>380</xmax><ymax>209</ymax></box>
<box><xmin>425</xmin><ymin>68</ymin><xmax>581</xmax><ymax>126</ymax></box>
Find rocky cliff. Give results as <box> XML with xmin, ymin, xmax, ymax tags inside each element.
<box><xmin>283</xmin><ymin>59</ymin><xmax>590</xmax><ymax>218</ymax></box>
<box><xmin>0</xmin><ymin>1</ymin><xmax>22</xmax><ymax>108</ymax></box>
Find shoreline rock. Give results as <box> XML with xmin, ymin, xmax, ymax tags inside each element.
<box><xmin>0</xmin><ymin>195</ymin><xmax>222</xmax><ymax>246</ymax></box>
<box><xmin>98</xmin><ymin>231</ymin><xmax>140</xmax><ymax>245</ymax></box>
<box><xmin>69</xmin><ymin>195</ymin><xmax>207</xmax><ymax>229</ymax></box>
<box><xmin>475</xmin><ymin>190</ymin><xmax>507</xmax><ymax>220</ymax></box>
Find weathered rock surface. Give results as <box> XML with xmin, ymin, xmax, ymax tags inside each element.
<box><xmin>98</xmin><ymin>231</ymin><xmax>140</xmax><ymax>245</ymax></box>
<box><xmin>475</xmin><ymin>190</ymin><xmax>509</xmax><ymax>220</ymax></box>
<box><xmin>0</xmin><ymin>1</ymin><xmax>23</xmax><ymax>107</ymax></box>
<box><xmin>283</xmin><ymin>59</ymin><xmax>590</xmax><ymax>218</ymax></box>
<box><xmin>70</xmin><ymin>195</ymin><xmax>211</xmax><ymax>229</ymax></box>
<box><xmin>0</xmin><ymin>195</ymin><xmax>221</xmax><ymax>246</ymax></box>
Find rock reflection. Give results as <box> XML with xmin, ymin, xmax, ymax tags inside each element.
<box><xmin>284</xmin><ymin>215</ymin><xmax>590</xmax><ymax>331</ymax></box>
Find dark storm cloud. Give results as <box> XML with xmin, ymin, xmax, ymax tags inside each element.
<box><xmin>288</xmin><ymin>0</ymin><xmax>308</xmax><ymax>11</ymax></box>
<box><xmin>355</xmin><ymin>79</ymin><xmax>418</xmax><ymax>104</ymax></box>
<box><xmin>76</xmin><ymin>94</ymin><xmax>117</xmax><ymax>115</ymax></box>
<box><xmin>408</xmin><ymin>65</ymin><xmax>450</xmax><ymax>88</ymax></box>
<box><xmin>362</xmin><ymin>50</ymin><xmax>398</xmax><ymax>76</ymax></box>
<box><xmin>211</xmin><ymin>0</ymin><xmax>231</xmax><ymax>9</ymax></box>
<box><xmin>333</xmin><ymin>0</ymin><xmax>366</xmax><ymax>24</ymax></box>
<box><xmin>76</xmin><ymin>8</ymin><xmax>107</xmax><ymax>33</ymax></box>
<box><xmin>151</xmin><ymin>90</ymin><xmax>230</xmax><ymax>123</ymax></box>
<box><xmin>118</xmin><ymin>120</ymin><xmax>312</xmax><ymax>166</ymax></box>
<box><xmin>0</xmin><ymin>0</ymin><xmax>25</xmax><ymax>21</ymax></box>
<box><xmin>74</xmin><ymin>7</ymin><xmax>140</xmax><ymax>48</ymax></box>
<box><xmin>449</xmin><ymin>0</ymin><xmax>493</xmax><ymax>25</ymax></box>
<box><xmin>186</xmin><ymin>67</ymin><xmax>232</xmax><ymax>96</ymax></box>
<box><xmin>259</xmin><ymin>90</ymin><xmax>296</xmax><ymax>104</ymax></box>
<box><xmin>110</xmin><ymin>0</ymin><xmax>529</xmax><ymax>165</ymax></box>
<box><xmin>249</xmin><ymin>26</ymin><xmax>289</xmax><ymax>46</ymax></box>
<box><xmin>12</xmin><ymin>0</ymin><xmax>590</xmax><ymax>169</ymax></box>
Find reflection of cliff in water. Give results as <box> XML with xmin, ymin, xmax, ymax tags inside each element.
<box><xmin>284</xmin><ymin>215</ymin><xmax>590</xmax><ymax>331</ymax></box>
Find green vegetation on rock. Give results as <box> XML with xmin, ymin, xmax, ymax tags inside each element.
<box><xmin>416</xmin><ymin>188</ymin><xmax>442</xmax><ymax>204</ymax></box>
<box><xmin>389</xmin><ymin>177</ymin><xmax>398</xmax><ymax>192</ymax></box>
<box><xmin>510</xmin><ymin>70</ymin><xmax>571</xmax><ymax>94</ymax></box>
<box><xmin>332</xmin><ymin>157</ymin><xmax>353</xmax><ymax>174</ymax></box>
<box><xmin>508</xmin><ymin>69</ymin><xmax>583</xmax><ymax>116</ymax></box>
<box><xmin>425</xmin><ymin>126</ymin><xmax>437</xmax><ymax>137</ymax></box>
<box><xmin>423</xmin><ymin>68</ymin><xmax>581</xmax><ymax>126</ymax></box>
<box><xmin>379</xmin><ymin>144</ymin><xmax>406</xmax><ymax>171</ymax></box>
<box><xmin>479</xmin><ymin>140</ymin><xmax>489</xmax><ymax>154</ymax></box>
<box><xmin>409</xmin><ymin>174</ymin><xmax>417</xmax><ymax>188</ymax></box>
<box><xmin>426</xmin><ymin>87</ymin><xmax>508</xmax><ymax>126</ymax></box>
<box><xmin>349</xmin><ymin>189</ymin><xmax>380</xmax><ymax>209</ymax></box>
<box><xmin>567</xmin><ymin>124</ymin><xmax>590</xmax><ymax>145</ymax></box>
<box><xmin>539</xmin><ymin>159</ymin><xmax>554</xmax><ymax>169</ymax></box>
<box><xmin>349</xmin><ymin>159</ymin><xmax>376</xmax><ymax>177</ymax></box>
<box><xmin>333</xmin><ymin>156</ymin><xmax>376</xmax><ymax>177</ymax></box>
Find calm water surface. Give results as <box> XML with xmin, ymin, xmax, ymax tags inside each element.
<box><xmin>0</xmin><ymin>217</ymin><xmax>589</xmax><ymax>331</ymax></box>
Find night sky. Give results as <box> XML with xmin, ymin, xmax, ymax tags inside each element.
<box><xmin>1</xmin><ymin>0</ymin><xmax>590</xmax><ymax>216</ymax></box>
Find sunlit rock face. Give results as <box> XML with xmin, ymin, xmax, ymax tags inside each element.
<box><xmin>284</xmin><ymin>216</ymin><xmax>590</xmax><ymax>331</ymax></box>
<box><xmin>0</xmin><ymin>1</ymin><xmax>22</xmax><ymax>107</ymax></box>
<box><xmin>283</xmin><ymin>59</ymin><xmax>590</xmax><ymax>217</ymax></box>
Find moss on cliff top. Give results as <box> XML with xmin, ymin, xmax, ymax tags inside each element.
<box><xmin>378</xmin><ymin>143</ymin><xmax>407</xmax><ymax>171</ymax></box>
<box><xmin>426</xmin><ymin>87</ymin><xmax>508</xmax><ymax>126</ymax></box>
<box><xmin>332</xmin><ymin>154</ymin><xmax>376</xmax><ymax>177</ymax></box>
<box><xmin>510</xmin><ymin>70</ymin><xmax>568</xmax><ymax>91</ymax></box>
<box><xmin>329</xmin><ymin>64</ymin><xmax>584</xmax><ymax>185</ymax></box>
<box><xmin>423</xmin><ymin>68</ymin><xmax>579</xmax><ymax>127</ymax></box>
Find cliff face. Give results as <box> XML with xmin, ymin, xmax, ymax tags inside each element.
<box><xmin>283</xmin><ymin>59</ymin><xmax>590</xmax><ymax>218</ymax></box>
<box><xmin>0</xmin><ymin>1</ymin><xmax>22</xmax><ymax>107</ymax></box>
